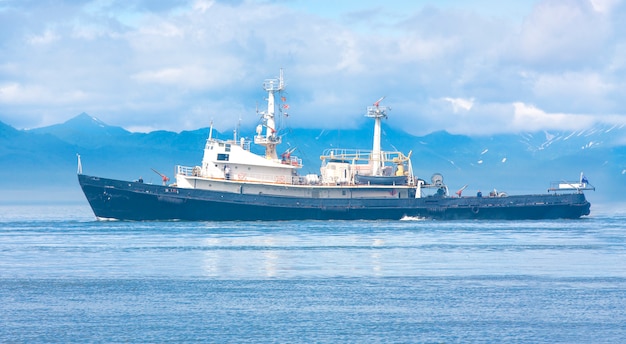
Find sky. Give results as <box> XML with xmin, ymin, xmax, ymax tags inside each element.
<box><xmin>1</xmin><ymin>0</ymin><xmax>626</xmax><ymax>136</ymax></box>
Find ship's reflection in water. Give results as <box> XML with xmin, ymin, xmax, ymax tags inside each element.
<box><xmin>200</xmin><ymin>230</ymin><xmax>394</xmax><ymax>278</ymax></box>
<box><xmin>193</xmin><ymin>229</ymin><xmax>374</xmax><ymax>279</ymax></box>
<box><xmin>194</xmin><ymin>217</ymin><xmax>618</xmax><ymax>279</ymax></box>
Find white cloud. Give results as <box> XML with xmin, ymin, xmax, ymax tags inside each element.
<box><xmin>27</xmin><ymin>29</ymin><xmax>60</xmax><ymax>45</ymax></box>
<box><xmin>0</xmin><ymin>83</ymin><xmax>22</xmax><ymax>102</ymax></box>
<box><xmin>513</xmin><ymin>0</ymin><xmax>610</xmax><ymax>66</ymax></box>
<box><xmin>590</xmin><ymin>0</ymin><xmax>621</xmax><ymax>13</ymax></box>
<box><xmin>193</xmin><ymin>0</ymin><xmax>214</xmax><ymax>14</ymax></box>
<box><xmin>334</xmin><ymin>32</ymin><xmax>365</xmax><ymax>73</ymax></box>
<box><xmin>137</xmin><ymin>19</ymin><xmax>185</xmax><ymax>38</ymax></box>
<box><xmin>0</xmin><ymin>83</ymin><xmax>87</xmax><ymax>105</ymax></box>
<box><xmin>130</xmin><ymin>65</ymin><xmax>220</xmax><ymax>89</ymax></box>
<box><xmin>443</xmin><ymin>97</ymin><xmax>474</xmax><ymax>112</ymax></box>
<box><xmin>0</xmin><ymin>0</ymin><xmax>625</xmax><ymax>136</ymax></box>
<box><xmin>531</xmin><ymin>71</ymin><xmax>616</xmax><ymax>112</ymax></box>
<box><xmin>512</xmin><ymin>102</ymin><xmax>595</xmax><ymax>131</ymax></box>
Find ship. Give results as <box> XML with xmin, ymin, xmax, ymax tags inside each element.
<box><xmin>78</xmin><ymin>70</ymin><xmax>594</xmax><ymax>221</ymax></box>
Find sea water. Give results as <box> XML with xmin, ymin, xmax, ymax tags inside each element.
<box><xmin>1</xmin><ymin>204</ymin><xmax>625</xmax><ymax>343</ymax></box>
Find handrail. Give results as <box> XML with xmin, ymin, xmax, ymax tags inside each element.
<box><xmin>320</xmin><ymin>148</ymin><xmax>410</xmax><ymax>163</ymax></box>
<box><xmin>548</xmin><ymin>180</ymin><xmax>595</xmax><ymax>192</ymax></box>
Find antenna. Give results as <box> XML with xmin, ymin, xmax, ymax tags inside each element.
<box><xmin>373</xmin><ymin>96</ymin><xmax>385</xmax><ymax>107</ymax></box>
<box><xmin>234</xmin><ymin>116</ymin><xmax>242</xmax><ymax>143</ymax></box>
<box><xmin>76</xmin><ymin>154</ymin><xmax>82</xmax><ymax>174</ymax></box>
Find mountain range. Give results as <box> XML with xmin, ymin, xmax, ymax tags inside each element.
<box><xmin>1</xmin><ymin>113</ymin><xmax>624</xmax><ymax>208</ymax></box>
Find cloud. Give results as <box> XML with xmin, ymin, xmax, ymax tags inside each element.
<box><xmin>590</xmin><ymin>0</ymin><xmax>621</xmax><ymax>13</ymax></box>
<box><xmin>531</xmin><ymin>71</ymin><xmax>615</xmax><ymax>112</ymax></box>
<box><xmin>0</xmin><ymin>82</ymin><xmax>88</xmax><ymax>105</ymax></box>
<box><xmin>511</xmin><ymin>102</ymin><xmax>595</xmax><ymax>131</ymax></box>
<box><xmin>0</xmin><ymin>0</ymin><xmax>625</xmax><ymax>135</ymax></box>
<box><xmin>512</xmin><ymin>0</ymin><xmax>611</xmax><ymax>67</ymax></box>
<box><xmin>398</xmin><ymin>97</ymin><xmax>610</xmax><ymax>136</ymax></box>
<box><xmin>443</xmin><ymin>97</ymin><xmax>474</xmax><ymax>112</ymax></box>
<box><xmin>27</xmin><ymin>29</ymin><xmax>60</xmax><ymax>45</ymax></box>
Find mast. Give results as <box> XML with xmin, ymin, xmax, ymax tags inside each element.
<box><xmin>76</xmin><ymin>154</ymin><xmax>82</xmax><ymax>174</ymax></box>
<box><xmin>254</xmin><ymin>69</ymin><xmax>285</xmax><ymax>160</ymax></box>
<box><xmin>366</xmin><ymin>97</ymin><xmax>389</xmax><ymax>176</ymax></box>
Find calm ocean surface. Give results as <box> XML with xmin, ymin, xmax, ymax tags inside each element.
<box><xmin>1</xmin><ymin>204</ymin><xmax>625</xmax><ymax>343</ymax></box>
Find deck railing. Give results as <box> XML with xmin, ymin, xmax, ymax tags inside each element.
<box><xmin>320</xmin><ymin>148</ymin><xmax>410</xmax><ymax>163</ymax></box>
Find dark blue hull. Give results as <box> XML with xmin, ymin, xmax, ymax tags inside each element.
<box><xmin>78</xmin><ymin>174</ymin><xmax>591</xmax><ymax>221</ymax></box>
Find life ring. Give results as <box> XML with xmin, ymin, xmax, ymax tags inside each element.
<box><xmin>237</xmin><ymin>173</ymin><xmax>246</xmax><ymax>180</ymax></box>
<box><xmin>471</xmin><ymin>206</ymin><xmax>479</xmax><ymax>214</ymax></box>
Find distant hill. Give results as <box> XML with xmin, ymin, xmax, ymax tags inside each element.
<box><xmin>30</xmin><ymin>112</ymin><xmax>131</xmax><ymax>147</ymax></box>
<box><xmin>0</xmin><ymin>114</ymin><xmax>624</xmax><ymax>206</ymax></box>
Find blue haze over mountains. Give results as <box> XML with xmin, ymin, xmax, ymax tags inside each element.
<box><xmin>1</xmin><ymin>113</ymin><xmax>624</xmax><ymax>209</ymax></box>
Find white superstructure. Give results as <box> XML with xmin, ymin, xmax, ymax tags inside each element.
<box><xmin>174</xmin><ymin>69</ymin><xmax>439</xmax><ymax>200</ymax></box>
